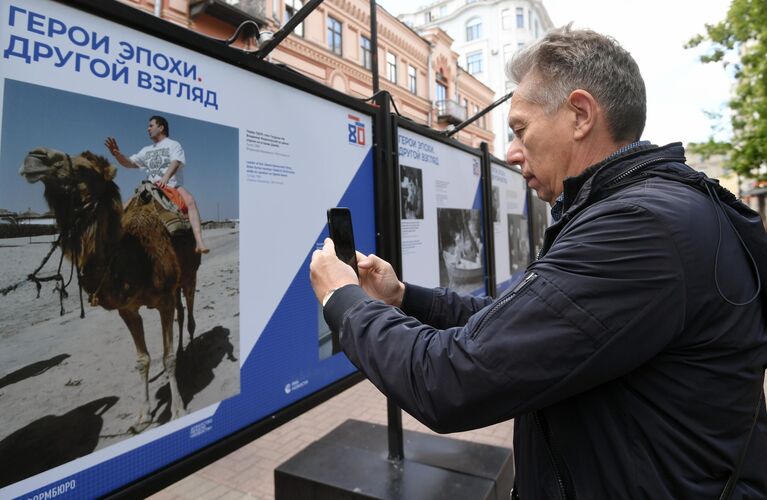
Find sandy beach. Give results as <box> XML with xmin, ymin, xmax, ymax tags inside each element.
<box><xmin>0</xmin><ymin>227</ymin><xmax>240</xmax><ymax>487</ymax></box>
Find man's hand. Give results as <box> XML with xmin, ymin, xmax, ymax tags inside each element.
<box><xmin>155</xmin><ymin>180</ymin><xmax>168</xmax><ymax>188</ymax></box>
<box><xmin>310</xmin><ymin>238</ymin><xmax>359</xmax><ymax>303</ymax></box>
<box><xmin>357</xmin><ymin>252</ymin><xmax>405</xmax><ymax>307</ymax></box>
<box><xmin>104</xmin><ymin>137</ymin><xmax>120</xmax><ymax>157</ymax></box>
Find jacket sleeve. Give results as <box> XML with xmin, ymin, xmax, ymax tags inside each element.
<box><xmin>323</xmin><ymin>202</ymin><xmax>686</xmax><ymax>433</ymax></box>
<box><xmin>399</xmin><ymin>283</ymin><xmax>495</xmax><ymax>328</ymax></box>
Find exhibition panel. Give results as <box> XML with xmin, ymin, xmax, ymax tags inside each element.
<box><xmin>528</xmin><ymin>190</ymin><xmax>552</xmax><ymax>260</ymax></box>
<box><xmin>396</xmin><ymin>120</ymin><xmax>488</xmax><ymax>296</ymax></box>
<box><xmin>489</xmin><ymin>160</ymin><xmax>529</xmax><ymax>294</ymax></box>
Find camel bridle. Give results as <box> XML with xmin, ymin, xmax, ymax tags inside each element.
<box><xmin>1</xmin><ymin>154</ymin><xmax>112</xmax><ymax>318</ymax></box>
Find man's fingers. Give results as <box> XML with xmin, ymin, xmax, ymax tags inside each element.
<box><xmin>357</xmin><ymin>251</ymin><xmax>372</xmax><ymax>268</ymax></box>
<box><xmin>358</xmin><ymin>253</ymin><xmax>386</xmax><ymax>270</ymax></box>
<box><xmin>323</xmin><ymin>237</ymin><xmax>336</xmax><ymax>254</ymax></box>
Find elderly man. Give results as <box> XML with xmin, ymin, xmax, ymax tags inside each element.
<box><xmin>310</xmin><ymin>26</ymin><xmax>767</xmax><ymax>499</ymax></box>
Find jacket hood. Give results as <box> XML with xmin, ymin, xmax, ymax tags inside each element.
<box><xmin>553</xmin><ymin>143</ymin><xmax>766</xmax><ymax>318</ymax></box>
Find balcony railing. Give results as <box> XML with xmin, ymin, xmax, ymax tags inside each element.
<box><xmin>436</xmin><ymin>99</ymin><xmax>467</xmax><ymax>125</ymax></box>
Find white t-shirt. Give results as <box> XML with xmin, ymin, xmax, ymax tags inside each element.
<box><xmin>130</xmin><ymin>137</ymin><xmax>186</xmax><ymax>187</ymax></box>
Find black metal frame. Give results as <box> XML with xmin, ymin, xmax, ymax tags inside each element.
<box><xmin>9</xmin><ymin>1</ymin><xmax>389</xmax><ymax>497</ymax></box>
<box><xmin>480</xmin><ymin>143</ymin><xmax>497</xmax><ymax>297</ymax></box>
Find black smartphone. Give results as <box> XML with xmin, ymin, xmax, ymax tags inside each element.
<box><xmin>327</xmin><ymin>207</ymin><xmax>359</xmax><ymax>277</ymax></box>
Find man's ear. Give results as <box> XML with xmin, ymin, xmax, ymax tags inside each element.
<box><xmin>567</xmin><ymin>89</ymin><xmax>598</xmax><ymax>140</ymax></box>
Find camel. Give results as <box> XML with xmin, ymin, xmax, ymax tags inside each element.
<box><xmin>20</xmin><ymin>147</ymin><xmax>201</xmax><ymax>432</ymax></box>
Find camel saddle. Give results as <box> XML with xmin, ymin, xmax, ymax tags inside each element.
<box><xmin>133</xmin><ymin>181</ymin><xmax>192</xmax><ymax>236</ymax></box>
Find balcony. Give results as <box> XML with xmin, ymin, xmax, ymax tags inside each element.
<box><xmin>436</xmin><ymin>99</ymin><xmax>467</xmax><ymax>125</ymax></box>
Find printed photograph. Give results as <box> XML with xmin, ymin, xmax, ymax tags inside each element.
<box><xmin>530</xmin><ymin>195</ymin><xmax>549</xmax><ymax>259</ymax></box>
<box><xmin>400</xmin><ymin>164</ymin><xmax>424</xmax><ymax>220</ymax></box>
<box><xmin>508</xmin><ymin>213</ymin><xmax>530</xmax><ymax>274</ymax></box>
<box><xmin>492</xmin><ymin>186</ymin><xmax>500</xmax><ymax>223</ymax></box>
<box><xmin>0</xmin><ymin>80</ymin><xmax>240</xmax><ymax>487</ymax></box>
<box><xmin>437</xmin><ymin>208</ymin><xmax>484</xmax><ymax>294</ymax></box>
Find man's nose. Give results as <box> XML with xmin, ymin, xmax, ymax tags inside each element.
<box><xmin>506</xmin><ymin>140</ymin><xmax>524</xmax><ymax>166</ymax></box>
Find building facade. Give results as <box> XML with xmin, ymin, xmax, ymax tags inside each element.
<box><xmin>399</xmin><ymin>0</ymin><xmax>554</xmax><ymax>157</ymax></box>
<box><xmin>117</xmin><ymin>0</ymin><xmax>496</xmax><ymax>151</ymax></box>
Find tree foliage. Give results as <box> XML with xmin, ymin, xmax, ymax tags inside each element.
<box><xmin>687</xmin><ymin>0</ymin><xmax>767</xmax><ymax>179</ymax></box>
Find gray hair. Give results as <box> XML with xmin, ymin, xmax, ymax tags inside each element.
<box><xmin>507</xmin><ymin>25</ymin><xmax>646</xmax><ymax>142</ymax></box>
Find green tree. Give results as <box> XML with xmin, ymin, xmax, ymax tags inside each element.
<box><xmin>686</xmin><ymin>0</ymin><xmax>767</xmax><ymax>179</ymax></box>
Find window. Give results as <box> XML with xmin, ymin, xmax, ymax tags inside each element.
<box><xmin>435</xmin><ymin>78</ymin><xmax>447</xmax><ymax>111</ymax></box>
<box><xmin>284</xmin><ymin>0</ymin><xmax>304</xmax><ymax>36</ymax></box>
<box><xmin>503</xmin><ymin>44</ymin><xmax>513</xmax><ymax>64</ymax></box>
<box><xmin>387</xmin><ymin>52</ymin><xmax>397</xmax><ymax>82</ymax></box>
<box><xmin>502</xmin><ymin>9</ymin><xmax>512</xmax><ymax>30</ymax></box>
<box><xmin>327</xmin><ymin>16</ymin><xmax>342</xmax><ymax>55</ymax></box>
<box><xmin>361</xmin><ymin>36</ymin><xmax>371</xmax><ymax>70</ymax></box>
<box><xmin>408</xmin><ymin>65</ymin><xmax>417</xmax><ymax>94</ymax></box>
<box><xmin>466</xmin><ymin>51</ymin><xmax>483</xmax><ymax>75</ymax></box>
<box><xmin>466</xmin><ymin>18</ymin><xmax>482</xmax><ymax>41</ymax></box>
<box><xmin>535</xmin><ymin>19</ymin><xmax>540</xmax><ymax>38</ymax></box>
<box><xmin>439</xmin><ymin>5</ymin><xmax>447</xmax><ymax>16</ymax></box>
<box><xmin>424</xmin><ymin>11</ymin><xmax>432</xmax><ymax>23</ymax></box>
<box><xmin>516</xmin><ymin>7</ymin><xmax>524</xmax><ymax>28</ymax></box>
<box><xmin>474</xmin><ymin>104</ymin><xmax>483</xmax><ymax>128</ymax></box>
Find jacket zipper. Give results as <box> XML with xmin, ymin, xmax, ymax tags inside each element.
<box><xmin>471</xmin><ymin>272</ymin><xmax>538</xmax><ymax>339</ymax></box>
<box><xmin>604</xmin><ymin>156</ymin><xmax>682</xmax><ymax>187</ymax></box>
<box><xmin>534</xmin><ymin>411</ymin><xmax>570</xmax><ymax>500</ymax></box>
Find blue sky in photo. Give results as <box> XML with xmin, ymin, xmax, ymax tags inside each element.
<box><xmin>0</xmin><ymin>79</ymin><xmax>238</xmax><ymax>220</ymax></box>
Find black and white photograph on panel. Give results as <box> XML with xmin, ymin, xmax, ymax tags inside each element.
<box><xmin>508</xmin><ymin>213</ymin><xmax>530</xmax><ymax>274</ymax></box>
<box><xmin>437</xmin><ymin>208</ymin><xmax>484</xmax><ymax>293</ymax></box>
<box><xmin>492</xmin><ymin>186</ymin><xmax>500</xmax><ymax>223</ymax></box>
<box><xmin>400</xmin><ymin>165</ymin><xmax>424</xmax><ymax>220</ymax></box>
<box><xmin>530</xmin><ymin>195</ymin><xmax>549</xmax><ymax>259</ymax></box>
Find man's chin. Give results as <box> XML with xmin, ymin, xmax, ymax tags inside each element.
<box><xmin>525</xmin><ymin>182</ymin><xmax>544</xmax><ymax>200</ymax></box>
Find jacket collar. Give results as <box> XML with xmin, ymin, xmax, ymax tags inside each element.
<box><xmin>560</xmin><ymin>142</ymin><xmax>687</xmax><ymax>221</ymax></box>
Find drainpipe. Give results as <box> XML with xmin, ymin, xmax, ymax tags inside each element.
<box><xmin>427</xmin><ymin>43</ymin><xmax>433</xmax><ymax>127</ymax></box>
<box><xmin>154</xmin><ymin>0</ymin><xmax>162</xmax><ymax>17</ymax></box>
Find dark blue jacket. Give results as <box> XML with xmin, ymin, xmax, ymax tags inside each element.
<box><xmin>324</xmin><ymin>143</ymin><xmax>767</xmax><ymax>499</ymax></box>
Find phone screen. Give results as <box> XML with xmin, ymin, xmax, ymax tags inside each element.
<box><xmin>327</xmin><ymin>207</ymin><xmax>359</xmax><ymax>276</ymax></box>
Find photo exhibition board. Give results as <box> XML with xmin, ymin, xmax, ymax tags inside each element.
<box><xmin>0</xmin><ymin>0</ymin><xmax>374</xmax><ymax>497</ymax></box>
<box><xmin>528</xmin><ymin>191</ymin><xmax>552</xmax><ymax>261</ymax></box>
<box><xmin>397</xmin><ymin>127</ymin><xmax>486</xmax><ymax>296</ymax></box>
<box><xmin>490</xmin><ymin>163</ymin><xmax>529</xmax><ymax>294</ymax></box>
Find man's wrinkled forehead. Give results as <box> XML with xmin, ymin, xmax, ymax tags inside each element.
<box><xmin>508</xmin><ymin>89</ymin><xmax>535</xmax><ymax>126</ymax></box>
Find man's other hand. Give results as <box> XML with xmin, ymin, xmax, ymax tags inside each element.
<box><xmin>357</xmin><ymin>252</ymin><xmax>405</xmax><ymax>307</ymax></box>
<box><xmin>310</xmin><ymin>238</ymin><xmax>359</xmax><ymax>303</ymax></box>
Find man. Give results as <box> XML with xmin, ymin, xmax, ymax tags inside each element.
<box><xmin>310</xmin><ymin>27</ymin><xmax>767</xmax><ymax>498</ymax></box>
<box><xmin>105</xmin><ymin>115</ymin><xmax>209</xmax><ymax>254</ymax></box>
